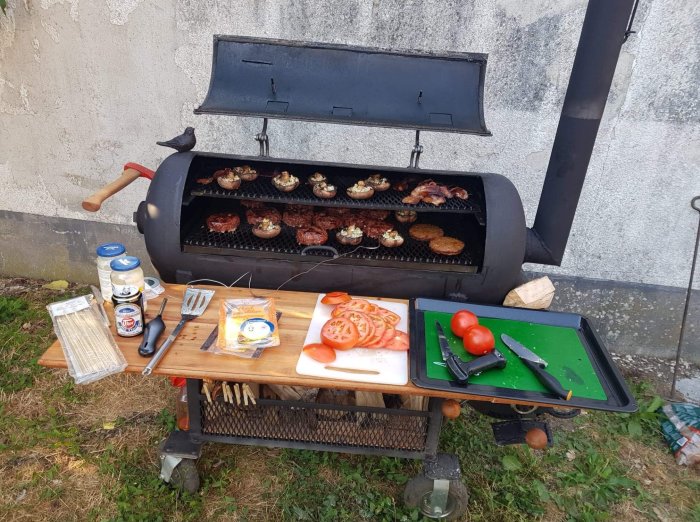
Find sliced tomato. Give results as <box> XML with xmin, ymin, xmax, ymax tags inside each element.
<box><xmin>321</xmin><ymin>291</ymin><xmax>351</xmax><ymax>305</ymax></box>
<box><xmin>375</xmin><ymin>307</ymin><xmax>401</xmax><ymax>327</ymax></box>
<box><xmin>364</xmin><ymin>314</ymin><xmax>387</xmax><ymax>347</ymax></box>
<box><xmin>384</xmin><ymin>330</ymin><xmax>409</xmax><ymax>351</ymax></box>
<box><xmin>337</xmin><ymin>311</ymin><xmax>375</xmax><ymax>346</ymax></box>
<box><xmin>332</xmin><ymin>299</ymin><xmax>376</xmax><ymax>317</ymax></box>
<box><xmin>364</xmin><ymin>336</ymin><xmax>384</xmax><ymax>349</ymax></box>
<box><xmin>321</xmin><ymin>317</ymin><xmax>359</xmax><ymax>350</ymax></box>
<box><xmin>378</xmin><ymin>327</ymin><xmax>396</xmax><ymax>347</ymax></box>
<box><xmin>303</xmin><ymin>343</ymin><xmax>337</xmax><ymax>363</ymax></box>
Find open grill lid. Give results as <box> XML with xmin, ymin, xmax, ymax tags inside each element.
<box><xmin>195</xmin><ymin>35</ymin><xmax>490</xmax><ymax>135</ymax></box>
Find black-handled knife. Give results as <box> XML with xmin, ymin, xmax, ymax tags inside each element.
<box><xmin>501</xmin><ymin>334</ymin><xmax>573</xmax><ymax>400</ymax></box>
<box><xmin>436</xmin><ymin>322</ymin><xmax>506</xmax><ymax>385</ymax></box>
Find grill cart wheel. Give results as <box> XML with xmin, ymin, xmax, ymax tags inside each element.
<box><xmin>158</xmin><ymin>431</ymin><xmax>202</xmax><ymax>494</ymax></box>
<box><xmin>169</xmin><ymin>459</ymin><xmax>200</xmax><ymax>494</ymax></box>
<box><xmin>403</xmin><ymin>475</ymin><xmax>469</xmax><ymax>521</ymax></box>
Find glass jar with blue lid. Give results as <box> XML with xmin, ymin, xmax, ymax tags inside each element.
<box><xmin>96</xmin><ymin>242</ymin><xmax>126</xmax><ymax>301</ymax></box>
<box><xmin>110</xmin><ymin>256</ymin><xmax>145</xmax><ymax>301</ymax></box>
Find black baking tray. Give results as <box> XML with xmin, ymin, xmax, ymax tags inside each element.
<box><xmin>409</xmin><ymin>298</ymin><xmax>637</xmax><ymax>413</ymax></box>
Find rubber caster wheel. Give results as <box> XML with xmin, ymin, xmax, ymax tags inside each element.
<box><xmin>403</xmin><ymin>475</ymin><xmax>469</xmax><ymax>521</ymax></box>
<box><xmin>169</xmin><ymin>459</ymin><xmax>200</xmax><ymax>494</ymax></box>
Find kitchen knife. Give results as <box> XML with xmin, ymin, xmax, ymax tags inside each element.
<box><xmin>500</xmin><ymin>334</ymin><xmax>573</xmax><ymax>400</ymax></box>
<box><xmin>436</xmin><ymin>322</ymin><xmax>506</xmax><ymax>385</ymax></box>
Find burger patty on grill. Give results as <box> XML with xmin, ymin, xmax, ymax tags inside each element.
<box><xmin>246</xmin><ymin>207</ymin><xmax>281</xmax><ymax>225</ymax></box>
<box><xmin>296</xmin><ymin>226</ymin><xmax>328</xmax><ymax>246</ymax></box>
<box><xmin>206</xmin><ymin>212</ymin><xmax>240</xmax><ymax>233</ymax></box>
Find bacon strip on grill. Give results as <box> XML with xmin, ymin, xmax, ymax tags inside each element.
<box><xmin>401</xmin><ymin>179</ymin><xmax>467</xmax><ymax>206</ymax></box>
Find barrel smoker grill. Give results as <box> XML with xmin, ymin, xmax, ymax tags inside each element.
<box><xmin>106</xmin><ymin>1</ymin><xmax>638</xmax><ymax>514</ymax></box>
<box><xmin>135</xmin><ymin>1</ymin><xmax>635</xmax><ymax>303</ymax></box>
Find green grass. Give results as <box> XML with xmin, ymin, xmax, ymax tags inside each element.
<box><xmin>0</xmin><ymin>295</ymin><xmax>53</xmax><ymax>392</ymax></box>
<box><xmin>274</xmin><ymin>451</ymin><xmax>417</xmax><ymax>521</ymax></box>
<box><xmin>0</xmin><ymin>286</ymin><xmax>90</xmax><ymax>392</ymax></box>
<box><xmin>1</xmin><ymin>281</ymin><xmax>699</xmax><ymax>521</ymax></box>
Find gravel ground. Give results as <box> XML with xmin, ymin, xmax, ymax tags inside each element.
<box><xmin>612</xmin><ymin>351</ymin><xmax>700</xmax><ymax>403</ymax></box>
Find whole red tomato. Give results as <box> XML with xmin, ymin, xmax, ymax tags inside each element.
<box><xmin>463</xmin><ymin>325</ymin><xmax>495</xmax><ymax>355</ymax></box>
<box><xmin>450</xmin><ymin>310</ymin><xmax>479</xmax><ymax>338</ymax></box>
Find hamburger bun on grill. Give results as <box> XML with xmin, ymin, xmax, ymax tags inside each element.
<box><xmin>429</xmin><ymin>236</ymin><xmax>465</xmax><ymax>256</ymax></box>
<box><xmin>408</xmin><ymin>224</ymin><xmax>444</xmax><ymax>241</ymax></box>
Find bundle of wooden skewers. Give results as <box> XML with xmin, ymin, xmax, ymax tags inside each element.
<box><xmin>47</xmin><ymin>294</ymin><xmax>127</xmax><ymax>384</ymax></box>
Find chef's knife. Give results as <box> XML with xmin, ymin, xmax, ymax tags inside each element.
<box><xmin>501</xmin><ymin>334</ymin><xmax>573</xmax><ymax>400</ymax></box>
<box><xmin>436</xmin><ymin>322</ymin><xmax>506</xmax><ymax>385</ymax></box>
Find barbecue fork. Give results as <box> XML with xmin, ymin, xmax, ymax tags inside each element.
<box><xmin>142</xmin><ymin>288</ymin><xmax>215</xmax><ymax>376</ymax></box>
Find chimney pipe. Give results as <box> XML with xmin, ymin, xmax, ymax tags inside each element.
<box><xmin>525</xmin><ymin>0</ymin><xmax>637</xmax><ymax>265</ymax></box>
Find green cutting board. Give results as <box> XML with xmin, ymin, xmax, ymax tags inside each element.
<box><xmin>423</xmin><ymin>311</ymin><xmax>607</xmax><ymax>400</ymax></box>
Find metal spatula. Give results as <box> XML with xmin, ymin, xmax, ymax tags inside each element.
<box><xmin>142</xmin><ymin>287</ymin><xmax>215</xmax><ymax>376</ymax></box>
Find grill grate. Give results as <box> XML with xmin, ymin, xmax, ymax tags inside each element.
<box><xmin>190</xmin><ymin>171</ymin><xmax>481</xmax><ymax>214</ymax></box>
<box><xmin>200</xmin><ymin>397</ymin><xmax>430</xmax><ymax>452</ymax></box>
<box><xmin>182</xmin><ymin>203</ymin><xmax>481</xmax><ymax>269</ymax></box>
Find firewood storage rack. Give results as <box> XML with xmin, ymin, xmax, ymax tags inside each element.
<box><xmin>188</xmin><ymin>380</ymin><xmax>443</xmax><ymax>458</ymax></box>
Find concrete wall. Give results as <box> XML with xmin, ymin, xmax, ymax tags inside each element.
<box><xmin>0</xmin><ymin>1</ymin><xmax>698</xmax><ymax>283</ymax></box>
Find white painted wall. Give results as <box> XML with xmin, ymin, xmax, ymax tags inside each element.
<box><xmin>0</xmin><ymin>0</ymin><xmax>698</xmax><ymax>287</ymax></box>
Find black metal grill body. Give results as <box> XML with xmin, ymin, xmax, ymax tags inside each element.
<box><xmin>138</xmin><ymin>151</ymin><xmax>526</xmax><ymax>302</ymax></box>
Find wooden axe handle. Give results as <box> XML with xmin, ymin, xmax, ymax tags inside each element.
<box><xmin>82</xmin><ymin>168</ymin><xmax>142</xmax><ymax>212</ymax></box>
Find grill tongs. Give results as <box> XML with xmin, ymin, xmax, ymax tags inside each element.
<box><xmin>142</xmin><ymin>287</ymin><xmax>215</xmax><ymax>376</ymax></box>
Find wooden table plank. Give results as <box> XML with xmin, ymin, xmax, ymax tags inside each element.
<box><xmin>38</xmin><ymin>284</ymin><xmax>553</xmax><ymax>406</ymax></box>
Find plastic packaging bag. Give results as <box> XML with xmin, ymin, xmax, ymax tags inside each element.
<box><xmin>47</xmin><ymin>294</ymin><xmax>127</xmax><ymax>384</ymax></box>
<box><xmin>214</xmin><ymin>298</ymin><xmax>280</xmax><ymax>358</ymax></box>
<box><xmin>660</xmin><ymin>402</ymin><xmax>700</xmax><ymax>467</ymax></box>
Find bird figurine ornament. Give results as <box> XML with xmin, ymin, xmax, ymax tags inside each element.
<box><xmin>157</xmin><ymin>127</ymin><xmax>196</xmax><ymax>152</ymax></box>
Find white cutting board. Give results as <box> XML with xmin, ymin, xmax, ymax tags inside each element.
<box><xmin>295</xmin><ymin>295</ymin><xmax>409</xmax><ymax>385</ymax></box>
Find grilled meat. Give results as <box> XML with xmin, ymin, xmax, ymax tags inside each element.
<box><xmin>296</xmin><ymin>226</ymin><xmax>328</xmax><ymax>246</ymax></box>
<box><xmin>207</xmin><ymin>212</ymin><xmax>240</xmax><ymax>233</ymax></box>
